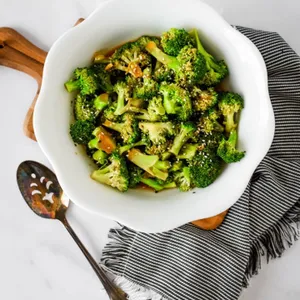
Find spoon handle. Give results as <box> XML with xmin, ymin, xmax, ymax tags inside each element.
<box><xmin>62</xmin><ymin>218</ymin><xmax>127</xmax><ymax>300</ymax></box>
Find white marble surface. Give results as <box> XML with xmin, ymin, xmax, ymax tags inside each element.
<box><xmin>1</xmin><ymin>0</ymin><xmax>300</xmax><ymax>299</ymax></box>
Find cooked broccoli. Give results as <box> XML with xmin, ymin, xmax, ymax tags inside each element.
<box><xmin>134</xmin><ymin>67</ymin><xmax>159</xmax><ymax>100</ymax></box>
<box><xmin>65</xmin><ymin>67</ymin><xmax>99</xmax><ymax>95</ymax></box>
<box><xmin>139</xmin><ymin>122</ymin><xmax>175</xmax><ymax>145</ymax></box>
<box><xmin>94</xmin><ymin>93</ymin><xmax>110</xmax><ymax>112</ymax></box>
<box><xmin>170</xmin><ymin>122</ymin><xmax>196</xmax><ymax>156</ymax></box>
<box><xmin>74</xmin><ymin>93</ymin><xmax>109</xmax><ymax>121</ymax></box>
<box><xmin>135</xmin><ymin>96</ymin><xmax>167</xmax><ymax>122</ymax></box>
<box><xmin>92</xmin><ymin>64</ymin><xmax>114</xmax><ymax>92</ymax></box>
<box><xmin>191</xmin><ymin>87</ymin><xmax>219</xmax><ymax>112</ymax></box>
<box><xmin>153</xmin><ymin>61</ymin><xmax>174</xmax><ymax>83</ymax></box>
<box><xmin>113</xmin><ymin>81</ymin><xmax>132</xmax><ymax>115</ymax></box>
<box><xmin>146</xmin><ymin>41</ymin><xmax>207</xmax><ymax>86</ymax></box>
<box><xmin>127</xmin><ymin>148</ymin><xmax>168</xmax><ymax>181</ymax></box>
<box><xmin>199</xmin><ymin>108</ymin><xmax>224</xmax><ymax>134</ymax></box>
<box><xmin>160</xmin><ymin>84</ymin><xmax>192</xmax><ymax>121</ymax></box>
<box><xmin>103</xmin><ymin>113</ymin><xmax>140</xmax><ymax>144</ymax></box>
<box><xmin>88</xmin><ymin>126</ymin><xmax>117</xmax><ymax>154</ymax></box>
<box><xmin>174</xmin><ymin>167</ymin><xmax>193</xmax><ymax>191</ymax></box>
<box><xmin>189</xmin><ymin>148</ymin><xmax>223</xmax><ymax>188</ymax></box>
<box><xmin>177</xmin><ymin>143</ymin><xmax>198</xmax><ymax>159</ymax></box>
<box><xmin>119</xmin><ymin>136</ymin><xmax>150</xmax><ymax>155</ymax></box>
<box><xmin>218</xmin><ymin>92</ymin><xmax>244</xmax><ymax>133</ymax></box>
<box><xmin>161</xmin><ymin>28</ymin><xmax>194</xmax><ymax>56</ymax></box>
<box><xmin>191</xmin><ymin>29</ymin><xmax>229</xmax><ymax>86</ymax></box>
<box><xmin>70</xmin><ymin>120</ymin><xmax>95</xmax><ymax>145</ymax></box>
<box><xmin>91</xmin><ymin>152</ymin><xmax>129</xmax><ymax>192</ymax></box>
<box><xmin>217</xmin><ymin>129</ymin><xmax>245</xmax><ymax>163</ymax></box>
<box><xmin>92</xmin><ymin>149</ymin><xmax>108</xmax><ymax>165</ymax></box>
<box><xmin>128</xmin><ymin>162</ymin><xmax>174</xmax><ymax>191</ymax></box>
<box><xmin>128</xmin><ymin>163</ymin><xmax>144</xmax><ymax>188</ymax></box>
<box><xmin>140</xmin><ymin>177</ymin><xmax>176</xmax><ymax>192</ymax></box>
<box><xmin>109</xmin><ymin>42</ymin><xmax>151</xmax><ymax>78</ymax></box>
<box><xmin>67</xmin><ymin>27</ymin><xmax>245</xmax><ymax>193</ymax></box>
<box><xmin>136</xmin><ymin>36</ymin><xmax>161</xmax><ymax>49</ymax></box>
<box><xmin>170</xmin><ymin>160</ymin><xmax>184</xmax><ymax>172</ymax></box>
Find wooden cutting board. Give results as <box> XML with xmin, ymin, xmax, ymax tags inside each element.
<box><xmin>0</xmin><ymin>18</ymin><xmax>228</xmax><ymax>230</ymax></box>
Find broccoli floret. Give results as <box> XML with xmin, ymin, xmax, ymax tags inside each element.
<box><xmin>91</xmin><ymin>152</ymin><xmax>129</xmax><ymax>192</ymax></box>
<box><xmin>189</xmin><ymin>148</ymin><xmax>223</xmax><ymax>188</ymax></box>
<box><xmin>177</xmin><ymin>144</ymin><xmax>199</xmax><ymax>159</ymax></box>
<box><xmin>161</xmin><ymin>28</ymin><xmax>194</xmax><ymax>56</ymax></box>
<box><xmin>174</xmin><ymin>167</ymin><xmax>193</xmax><ymax>191</ymax></box>
<box><xmin>134</xmin><ymin>67</ymin><xmax>159</xmax><ymax>100</ymax></box>
<box><xmin>128</xmin><ymin>161</ymin><xmax>174</xmax><ymax>191</ymax></box>
<box><xmin>127</xmin><ymin>149</ymin><xmax>168</xmax><ymax>181</ymax></box>
<box><xmin>146</xmin><ymin>42</ymin><xmax>207</xmax><ymax>86</ymax></box>
<box><xmin>218</xmin><ymin>92</ymin><xmax>244</xmax><ymax>133</ymax></box>
<box><xmin>160</xmin><ymin>84</ymin><xmax>192</xmax><ymax>121</ymax></box>
<box><xmin>199</xmin><ymin>108</ymin><xmax>224</xmax><ymax>134</ymax></box>
<box><xmin>136</xmin><ymin>36</ymin><xmax>161</xmax><ymax>49</ymax></box>
<box><xmin>109</xmin><ymin>42</ymin><xmax>151</xmax><ymax>78</ymax></box>
<box><xmin>128</xmin><ymin>163</ymin><xmax>144</xmax><ymax>188</ymax></box>
<box><xmin>103</xmin><ymin>113</ymin><xmax>140</xmax><ymax>144</ymax></box>
<box><xmin>70</xmin><ymin>120</ymin><xmax>95</xmax><ymax>145</ymax></box>
<box><xmin>92</xmin><ymin>64</ymin><xmax>114</xmax><ymax>92</ymax></box>
<box><xmin>191</xmin><ymin>29</ymin><xmax>229</xmax><ymax>86</ymax></box>
<box><xmin>153</xmin><ymin>61</ymin><xmax>174</xmax><ymax>83</ymax></box>
<box><xmin>113</xmin><ymin>81</ymin><xmax>132</xmax><ymax>115</ymax></box>
<box><xmin>65</xmin><ymin>67</ymin><xmax>99</xmax><ymax>95</ymax></box>
<box><xmin>217</xmin><ymin>129</ymin><xmax>245</xmax><ymax>163</ymax></box>
<box><xmin>139</xmin><ymin>122</ymin><xmax>175</xmax><ymax>145</ymax></box>
<box><xmin>74</xmin><ymin>94</ymin><xmax>94</xmax><ymax>121</ymax></box>
<box><xmin>135</xmin><ymin>96</ymin><xmax>167</xmax><ymax>121</ymax></box>
<box><xmin>74</xmin><ymin>93</ymin><xmax>109</xmax><ymax>122</ymax></box>
<box><xmin>92</xmin><ymin>149</ymin><xmax>108</xmax><ymax>165</ymax></box>
<box><xmin>191</xmin><ymin>87</ymin><xmax>219</xmax><ymax>112</ymax></box>
<box><xmin>119</xmin><ymin>135</ymin><xmax>150</xmax><ymax>155</ymax></box>
<box><xmin>170</xmin><ymin>122</ymin><xmax>196</xmax><ymax>156</ymax></box>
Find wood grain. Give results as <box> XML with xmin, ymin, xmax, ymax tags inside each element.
<box><xmin>0</xmin><ymin>18</ymin><xmax>228</xmax><ymax>230</ymax></box>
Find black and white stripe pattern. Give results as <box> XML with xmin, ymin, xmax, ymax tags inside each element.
<box><xmin>101</xmin><ymin>27</ymin><xmax>300</xmax><ymax>300</ymax></box>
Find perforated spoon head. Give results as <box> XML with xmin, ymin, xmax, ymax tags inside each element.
<box><xmin>17</xmin><ymin>161</ymin><xmax>69</xmax><ymax>220</ymax></box>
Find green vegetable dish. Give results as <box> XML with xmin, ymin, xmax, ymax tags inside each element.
<box><xmin>65</xmin><ymin>28</ymin><xmax>245</xmax><ymax>193</ymax></box>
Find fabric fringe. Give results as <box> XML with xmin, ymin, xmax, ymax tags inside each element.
<box><xmin>243</xmin><ymin>199</ymin><xmax>300</xmax><ymax>286</ymax></box>
<box><xmin>101</xmin><ymin>225</ymin><xmax>167</xmax><ymax>300</ymax></box>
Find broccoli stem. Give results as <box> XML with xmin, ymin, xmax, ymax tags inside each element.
<box><xmin>224</xmin><ymin>111</ymin><xmax>236</xmax><ymax>133</ymax></box>
<box><xmin>119</xmin><ymin>140</ymin><xmax>148</xmax><ymax>155</ymax></box>
<box><xmin>191</xmin><ymin>29</ymin><xmax>215</xmax><ymax>68</ymax></box>
<box><xmin>146</xmin><ymin>42</ymin><xmax>181</xmax><ymax>72</ymax></box>
<box><xmin>115</xmin><ymin>90</ymin><xmax>126</xmax><ymax>115</ymax></box>
<box><xmin>94</xmin><ymin>93</ymin><xmax>109</xmax><ymax>111</ymax></box>
<box><xmin>228</xmin><ymin>129</ymin><xmax>238</xmax><ymax>147</ymax></box>
<box><xmin>103</xmin><ymin>120</ymin><xmax>122</xmax><ymax>133</ymax></box>
<box><xmin>65</xmin><ymin>80</ymin><xmax>80</xmax><ymax>93</ymax></box>
<box><xmin>140</xmin><ymin>178</ymin><xmax>165</xmax><ymax>191</ymax></box>
<box><xmin>128</xmin><ymin>149</ymin><xmax>159</xmax><ymax>169</ymax></box>
<box><xmin>154</xmin><ymin>160</ymin><xmax>171</xmax><ymax>171</ymax></box>
<box><xmin>128</xmin><ymin>149</ymin><xmax>168</xmax><ymax>181</ymax></box>
<box><xmin>92</xmin><ymin>149</ymin><xmax>108</xmax><ymax>165</ymax></box>
<box><xmin>140</xmin><ymin>178</ymin><xmax>176</xmax><ymax>191</ymax></box>
<box><xmin>170</xmin><ymin>124</ymin><xmax>196</xmax><ymax>156</ymax></box>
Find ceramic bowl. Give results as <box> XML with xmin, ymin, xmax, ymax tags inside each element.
<box><xmin>34</xmin><ymin>0</ymin><xmax>275</xmax><ymax>233</ymax></box>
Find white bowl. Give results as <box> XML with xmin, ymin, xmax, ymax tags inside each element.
<box><xmin>34</xmin><ymin>0</ymin><xmax>275</xmax><ymax>233</ymax></box>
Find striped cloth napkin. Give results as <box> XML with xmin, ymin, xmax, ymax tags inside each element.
<box><xmin>101</xmin><ymin>26</ymin><xmax>300</xmax><ymax>300</ymax></box>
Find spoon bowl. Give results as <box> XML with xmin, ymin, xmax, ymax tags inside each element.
<box><xmin>17</xmin><ymin>160</ymin><xmax>69</xmax><ymax>220</ymax></box>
